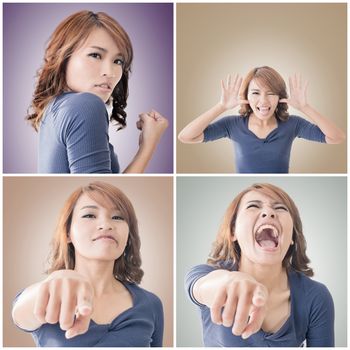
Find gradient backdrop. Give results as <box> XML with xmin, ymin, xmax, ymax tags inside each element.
<box><xmin>4</xmin><ymin>177</ymin><xmax>173</xmax><ymax>346</ymax></box>
<box><xmin>177</xmin><ymin>3</ymin><xmax>347</xmax><ymax>173</ymax></box>
<box><xmin>177</xmin><ymin>176</ymin><xmax>347</xmax><ymax>346</ymax></box>
<box><xmin>4</xmin><ymin>3</ymin><xmax>173</xmax><ymax>173</ymax></box>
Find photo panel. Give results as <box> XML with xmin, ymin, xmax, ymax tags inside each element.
<box><xmin>4</xmin><ymin>176</ymin><xmax>173</xmax><ymax>346</ymax></box>
<box><xmin>177</xmin><ymin>176</ymin><xmax>347</xmax><ymax>346</ymax></box>
<box><xmin>177</xmin><ymin>3</ymin><xmax>346</xmax><ymax>173</ymax></box>
<box><xmin>3</xmin><ymin>3</ymin><xmax>173</xmax><ymax>174</ymax></box>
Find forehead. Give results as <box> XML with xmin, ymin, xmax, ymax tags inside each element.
<box><xmin>76</xmin><ymin>27</ymin><xmax>121</xmax><ymax>54</ymax></box>
<box><xmin>248</xmin><ymin>78</ymin><xmax>271</xmax><ymax>92</ymax></box>
<box><xmin>240</xmin><ymin>190</ymin><xmax>283</xmax><ymax>204</ymax></box>
<box><xmin>74</xmin><ymin>192</ymin><xmax>117</xmax><ymax>211</ymax></box>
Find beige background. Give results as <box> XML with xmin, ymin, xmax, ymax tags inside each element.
<box><xmin>4</xmin><ymin>176</ymin><xmax>173</xmax><ymax>347</ymax></box>
<box><xmin>177</xmin><ymin>3</ymin><xmax>347</xmax><ymax>173</ymax></box>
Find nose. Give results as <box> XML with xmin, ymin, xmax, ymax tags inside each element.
<box><xmin>101</xmin><ymin>61</ymin><xmax>116</xmax><ymax>78</ymax></box>
<box><xmin>97</xmin><ymin>218</ymin><xmax>113</xmax><ymax>230</ymax></box>
<box><xmin>261</xmin><ymin>208</ymin><xmax>275</xmax><ymax>219</ymax></box>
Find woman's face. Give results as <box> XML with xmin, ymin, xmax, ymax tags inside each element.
<box><xmin>66</xmin><ymin>28</ymin><xmax>124</xmax><ymax>102</ymax></box>
<box><xmin>69</xmin><ymin>193</ymin><xmax>129</xmax><ymax>263</ymax></box>
<box><xmin>233</xmin><ymin>190</ymin><xmax>294</xmax><ymax>267</ymax></box>
<box><xmin>247</xmin><ymin>79</ymin><xmax>280</xmax><ymax>121</ymax></box>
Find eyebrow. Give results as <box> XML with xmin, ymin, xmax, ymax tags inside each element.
<box><xmin>88</xmin><ymin>46</ymin><xmax>123</xmax><ymax>57</ymax></box>
<box><xmin>80</xmin><ymin>205</ymin><xmax>99</xmax><ymax>210</ymax></box>
<box><xmin>246</xmin><ymin>200</ymin><xmax>285</xmax><ymax>206</ymax></box>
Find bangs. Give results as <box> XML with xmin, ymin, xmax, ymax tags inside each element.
<box><xmin>83</xmin><ymin>189</ymin><xmax>131</xmax><ymax>224</ymax></box>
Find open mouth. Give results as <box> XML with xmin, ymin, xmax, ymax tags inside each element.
<box><xmin>257</xmin><ymin>106</ymin><xmax>271</xmax><ymax>114</ymax></box>
<box><xmin>255</xmin><ymin>224</ymin><xmax>279</xmax><ymax>249</ymax></box>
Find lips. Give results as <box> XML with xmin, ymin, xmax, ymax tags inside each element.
<box><xmin>92</xmin><ymin>234</ymin><xmax>117</xmax><ymax>243</ymax></box>
<box><xmin>257</xmin><ymin>106</ymin><xmax>271</xmax><ymax>116</ymax></box>
<box><xmin>95</xmin><ymin>83</ymin><xmax>112</xmax><ymax>90</ymax></box>
<box><xmin>255</xmin><ymin>224</ymin><xmax>279</xmax><ymax>249</ymax></box>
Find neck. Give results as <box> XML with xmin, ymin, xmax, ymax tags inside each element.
<box><xmin>74</xmin><ymin>257</ymin><xmax>118</xmax><ymax>296</ymax></box>
<box><xmin>250</xmin><ymin>113</ymin><xmax>276</xmax><ymax>128</ymax></box>
<box><xmin>239</xmin><ymin>257</ymin><xmax>287</xmax><ymax>291</ymax></box>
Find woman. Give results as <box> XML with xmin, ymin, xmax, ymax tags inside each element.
<box><xmin>27</xmin><ymin>11</ymin><xmax>168</xmax><ymax>173</ymax></box>
<box><xmin>12</xmin><ymin>182</ymin><xmax>164</xmax><ymax>347</ymax></box>
<box><xmin>178</xmin><ymin>66</ymin><xmax>345</xmax><ymax>173</ymax></box>
<box><xmin>185</xmin><ymin>183</ymin><xmax>334</xmax><ymax>347</ymax></box>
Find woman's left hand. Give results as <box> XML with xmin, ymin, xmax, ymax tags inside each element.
<box><xmin>136</xmin><ymin>110</ymin><xmax>168</xmax><ymax>148</ymax></box>
<box><xmin>279</xmin><ymin>73</ymin><xmax>308</xmax><ymax>111</ymax></box>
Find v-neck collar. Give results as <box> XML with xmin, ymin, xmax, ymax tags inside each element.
<box><xmin>245</xmin><ymin>114</ymin><xmax>280</xmax><ymax>141</ymax></box>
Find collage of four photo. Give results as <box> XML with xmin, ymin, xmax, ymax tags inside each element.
<box><xmin>3</xmin><ymin>2</ymin><xmax>347</xmax><ymax>347</ymax></box>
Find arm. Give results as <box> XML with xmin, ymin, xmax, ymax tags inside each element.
<box><xmin>62</xmin><ymin>93</ymin><xmax>113</xmax><ymax>173</ymax></box>
<box><xmin>306</xmin><ymin>283</ymin><xmax>335</xmax><ymax>346</ymax></box>
<box><xmin>150</xmin><ymin>297</ymin><xmax>164</xmax><ymax>347</ymax></box>
<box><xmin>12</xmin><ymin>270</ymin><xmax>94</xmax><ymax>339</ymax></box>
<box><xmin>193</xmin><ymin>269</ymin><xmax>268</xmax><ymax>339</ymax></box>
<box><xmin>280</xmin><ymin>74</ymin><xmax>345</xmax><ymax>144</ymax></box>
<box><xmin>123</xmin><ymin>110</ymin><xmax>168</xmax><ymax>173</ymax></box>
<box><xmin>178</xmin><ymin>74</ymin><xmax>248</xmax><ymax>144</ymax></box>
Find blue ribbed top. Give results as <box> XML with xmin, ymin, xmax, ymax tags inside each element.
<box><xmin>38</xmin><ymin>92</ymin><xmax>120</xmax><ymax>173</ymax></box>
<box><xmin>203</xmin><ymin>115</ymin><xmax>326</xmax><ymax>173</ymax></box>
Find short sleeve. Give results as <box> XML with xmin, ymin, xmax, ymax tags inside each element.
<box><xmin>203</xmin><ymin>116</ymin><xmax>239</xmax><ymax>142</ymax></box>
<box><xmin>184</xmin><ymin>264</ymin><xmax>216</xmax><ymax>306</ymax></box>
<box><xmin>306</xmin><ymin>283</ymin><xmax>335</xmax><ymax>346</ymax></box>
<box><xmin>293</xmin><ymin>116</ymin><xmax>326</xmax><ymax>143</ymax></box>
<box><xmin>57</xmin><ymin>93</ymin><xmax>113</xmax><ymax>173</ymax></box>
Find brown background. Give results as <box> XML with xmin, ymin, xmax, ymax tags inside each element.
<box><xmin>177</xmin><ymin>3</ymin><xmax>347</xmax><ymax>173</ymax></box>
<box><xmin>4</xmin><ymin>176</ymin><xmax>173</xmax><ymax>347</ymax></box>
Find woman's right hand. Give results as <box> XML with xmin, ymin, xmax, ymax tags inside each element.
<box><xmin>219</xmin><ymin>73</ymin><xmax>249</xmax><ymax>110</ymax></box>
<box><xmin>195</xmin><ymin>270</ymin><xmax>268</xmax><ymax>339</ymax></box>
<box><xmin>34</xmin><ymin>270</ymin><xmax>94</xmax><ymax>339</ymax></box>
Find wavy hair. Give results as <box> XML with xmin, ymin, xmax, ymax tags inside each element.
<box><xmin>47</xmin><ymin>181</ymin><xmax>144</xmax><ymax>284</ymax></box>
<box><xmin>27</xmin><ymin>10</ymin><xmax>133</xmax><ymax>131</ymax></box>
<box><xmin>207</xmin><ymin>183</ymin><xmax>313</xmax><ymax>276</ymax></box>
<box><xmin>239</xmin><ymin>66</ymin><xmax>289</xmax><ymax>121</ymax></box>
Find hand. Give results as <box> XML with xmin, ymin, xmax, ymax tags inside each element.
<box><xmin>33</xmin><ymin>270</ymin><xmax>94</xmax><ymax>339</ymax></box>
<box><xmin>210</xmin><ymin>272</ymin><xmax>268</xmax><ymax>339</ymax></box>
<box><xmin>219</xmin><ymin>73</ymin><xmax>249</xmax><ymax>110</ymax></box>
<box><xmin>280</xmin><ymin>73</ymin><xmax>309</xmax><ymax>111</ymax></box>
<box><xmin>136</xmin><ymin>110</ymin><xmax>168</xmax><ymax>148</ymax></box>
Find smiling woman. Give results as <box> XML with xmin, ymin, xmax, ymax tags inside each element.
<box><xmin>185</xmin><ymin>183</ymin><xmax>334</xmax><ymax>347</ymax></box>
<box><xmin>27</xmin><ymin>10</ymin><xmax>168</xmax><ymax>174</ymax></box>
<box><xmin>12</xmin><ymin>182</ymin><xmax>164</xmax><ymax>347</ymax></box>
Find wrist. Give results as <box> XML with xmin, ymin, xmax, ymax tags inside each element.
<box><xmin>216</xmin><ymin>102</ymin><xmax>229</xmax><ymax>113</ymax></box>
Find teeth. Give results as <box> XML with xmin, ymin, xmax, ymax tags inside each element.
<box><xmin>99</xmin><ymin>84</ymin><xmax>109</xmax><ymax>88</ymax></box>
<box><xmin>256</xmin><ymin>224</ymin><xmax>279</xmax><ymax>238</ymax></box>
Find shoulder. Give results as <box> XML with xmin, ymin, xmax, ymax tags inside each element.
<box><xmin>53</xmin><ymin>92</ymin><xmax>107</xmax><ymax>122</ymax></box>
<box><xmin>282</xmin><ymin>115</ymin><xmax>308</xmax><ymax>125</ymax></box>
<box><xmin>128</xmin><ymin>283</ymin><xmax>163</xmax><ymax>310</ymax></box>
<box><xmin>185</xmin><ymin>262</ymin><xmax>235</xmax><ymax>285</ymax></box>
<box><xmin>290</xmin><ymin>270</ymin><xmax>333</xmax><ymax>305</ymax></box>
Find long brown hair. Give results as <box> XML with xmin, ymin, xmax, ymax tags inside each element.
<box><xmin>47</xmin><ymin>181</ymin><xmax>144</xmax><ymax>284</ymax></box>
<box><xmin>208</xmin><ymin>183</ymin><xmax>313</xmax><ymax>276</ymax></box>
<box><xmin>27</xmin><ymin>11</ymin><xmax>133</xmax><ymax>131</ymax></box>
<box><xmin>239</xmin><ymin>66</ymin><xmax>289</xmax><ymax>121</ymax></box>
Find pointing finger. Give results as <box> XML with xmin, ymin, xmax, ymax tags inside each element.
<box><xmin>252</xmin><ymin>285</ymin><xmax>268</xmax><ymax>308</ymax></box>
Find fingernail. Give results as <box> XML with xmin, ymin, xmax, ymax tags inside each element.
<box><xmin>242</xmin><ymin>332</ymin><xmax>250</xmax><ymax>339</ymax></box>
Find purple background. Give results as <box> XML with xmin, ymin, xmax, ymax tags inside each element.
<box><xmin>3</xmin><ymin>3</ymin><xmax>173</xmax><ymax>173</ymax></box>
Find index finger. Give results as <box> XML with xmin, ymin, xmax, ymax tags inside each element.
<box><xmin>252</xmin><ymin>284</ymin><xmax>268</xmax><ymax>307</ymax></box>
<box><xmin>33</xmin><ymin>283</ymin><xmax>50</xmax><ymax>324</ymax></box>
<box><xmin>65</xmin><ymin>312</ymin><xmax>92</xmax><ymax>339</ymax></box>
